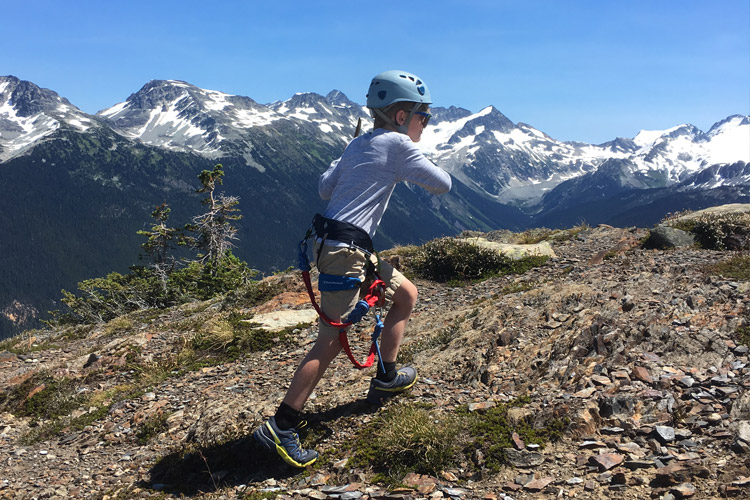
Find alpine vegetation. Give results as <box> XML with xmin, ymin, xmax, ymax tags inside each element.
<box><xmin>50</xmin><ymin>165</ymin><xmax>255</xmax><ymax>325</ymax></box>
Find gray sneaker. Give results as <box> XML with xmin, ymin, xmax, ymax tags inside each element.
<box><xmin>366</xmin><ymin>366</ymin><xmax>418</xmax><ymax>405</ymax></box>
<box><xmin>253</xmin><ymin>416</ymin><xmax>318</xmax><ymax>468</ymax></box>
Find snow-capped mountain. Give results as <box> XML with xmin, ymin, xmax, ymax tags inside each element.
<box><xmin>418</xmin><ymin>106</ymin><xmax>618</xmax><ymax>207</ymax></box>
<box><xmin>0</xmin><ymin>75</ymin><xmax>98</xmax><ymax>161</ymax></box>
<box><xmin>267</xmin><ymin>90</ymin><xmax>367</xmax><ymax>143</ymax></box>
<box><xmin>267</xmin><ymin>90</ymin><xmax>749</xmax><ymax>209</ymax></box>
<box><xmin>98</xmin><ymin>80</ymin><xmax>285</xmax><ymax>160</ymax></box>
<box><xmin>418</xmin><ymin>107</ymin><xmax>749</xmax><ymax>208</ymax></box>
<box><xmin>2</xmin><ymin>76</ymin><xmax>747</xmax><ymax>214</ymax></box>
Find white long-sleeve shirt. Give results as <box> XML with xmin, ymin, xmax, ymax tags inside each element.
<box><xmin>319</xmin><ymin>128</ymin><xmax>452</xmax><ymax>239</ymax></box>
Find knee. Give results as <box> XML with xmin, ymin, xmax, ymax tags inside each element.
<box><xmin>395</xmin><ymin>279</ymin><xmax>418</xmax><ymax>309</ymax></box>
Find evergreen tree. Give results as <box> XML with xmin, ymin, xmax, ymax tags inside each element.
<box><xmin>51</xmin><ymin>164</ymin><xmax>254</xmax><ymax>326</ymax></box>
<box><xmin>187</xmin><ymin>164</ymin><xmax>242</xmax><ymax>271</ymax></box>
<box><xmin>137</xmin><ymin>203</ymin><xmax>181</xmax><ymax>265</ymax></box>
<box><xmin>137</xmin><ymin>203</ymin><xmax>182</xmax><ymax>292</ymax></box>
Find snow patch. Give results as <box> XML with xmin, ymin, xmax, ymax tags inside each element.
<box><xmin>99</xmin><ymin>101</ymin><xmax>128</xmax><ymax>118</ymax></box>
<box><xmin>704</xmin><ymin>122</ymin><xmax>750</xmax><ymax>164</ymax></box>
<box><xmin>232</xmin><ymin>108</ymin><xmax>279</xmax><ymax>128</ymax></box>
<box><xmin>633</xmin><ymin>125</ymin><xmax>683</xmax><ymax>148</ymax></box>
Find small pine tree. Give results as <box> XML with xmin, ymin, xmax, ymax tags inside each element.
<box><xmin>137</xmin><ymin>203</ymin><xmax>183</xmax><ymax>292</ymax></box>
<box><xmin>137</xmin><ymin>203</ymin><xmax>181</xmax><ymax>265</ymax></box>
<box><xmin>187</xmin><ymin>164</ymin><xmax>242</xmax><ymax>272</ymax></box>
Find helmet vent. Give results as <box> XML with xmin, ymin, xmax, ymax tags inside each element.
<box><xmin>378</xmin><ymin>91</ymin><xmax>387</xmax><ymax>100</ymax></box>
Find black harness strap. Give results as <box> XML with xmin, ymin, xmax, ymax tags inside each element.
<box><xmin>312</xmin><ymin>214</ymin><xmax>375</xmax><ymax>269</ymax></box>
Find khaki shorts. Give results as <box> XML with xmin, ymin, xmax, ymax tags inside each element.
<box><xmin>314</xmin><ymin>242</ymin><xmax>404</xmax><ymax>337</ymax></box>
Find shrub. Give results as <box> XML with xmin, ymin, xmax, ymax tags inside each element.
<box><xmin>50</xmin><ymin>252</ymin><xmax>259</xmax><ymax>326</ymax></box>
<box><xmin>686</xmin><ymin>212</ymin><xmax>750</xmax><ymax>250</ymax></box>
<box><xmin>167</xmin><ymin>251</ymin><xmax>255</xmax><ymax>300</ymax></box>
<box><xmin>407</xmin><ymin>237</ymin><xmax>548</xmax><ymax>283</ymax></box>
<box><xmin>53</xmin><ymin>268</ymin><xmax>163</xmax><ymax>324</ymax></box>
<box><xmin>352</xmin><ymin>404</ymin><xmax>461</xmax><ymax>480</ymax></box>
<box><xmin>136</xmin><ymin>412</ymin><xmax>170</xmax><ymax>444</ymax></box>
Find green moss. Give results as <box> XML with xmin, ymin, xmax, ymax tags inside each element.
<box><xmin>223</xmin><ymin>279</ymin><xmax>284</xmax><ymax>309</ymax></box>
<box><xmin>58</xmin><ymin>324</ymin><xmax>96</xmax><ymax>341</ymax></box>
<box><xmin>104</xmin><ymin>317</ymin><xmax>134</xmax><ymax>335</ymax></box>
<box><xmin>9</xmin><ymin>375</ymin><xmax>84</xmax><ymax>421</ymax></box>
<box><xmin>347</xmin><ymin>397</ymin><xmax>570</xmax><ymax>482</ymax></box>
<box><xmin>463</xmin><ymin>399</ymin><xmax>568</xmax><ymax>471</ymax></box>
<box><xmin>20</xmin><ymin>404</ymin><xmax>113</xmax><ymax>445</ymax></box>
<box><xmin>5</xmin><ymin>374</ymin><xmax>131</xmax><ymax>444</ymax></box>
<box><xmin>514</xmin><ymin>224</ymin><xmax>588</xmax><ymax>244</ymax></box>
<box><xmin>705</xmin><ymin>254</ymin><xmax>750</xmax><ymax>281</ymax></box>
<box><xmin>5</xmin><ymin>341</ymin><xmax>59</xmax><ymax>355</ymax></box>
<box><xmin>15</xmin><ymin>376</ymin><xmax>163</xmax><ymax>445</ymax></box>
<box><xmin>191</xmin><ymin>312</ymin><xmax>288</xmax><ymax>358</ymax></box>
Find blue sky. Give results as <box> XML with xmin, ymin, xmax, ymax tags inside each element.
<box><xmin>3</xmin><ymin>0</ymin><xmax>748</xmax><ymax>144</ymax></box>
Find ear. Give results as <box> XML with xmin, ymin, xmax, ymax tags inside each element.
<box><xmin>395</xmin><ymin>109</ymin><xmax>407</xmax><ymax>126</ymax></box>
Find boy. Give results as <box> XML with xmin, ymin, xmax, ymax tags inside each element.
<box><xmin>254</xmin><ymin>70</ymin><xmax>452</xmax><ymax>467</ymax></box>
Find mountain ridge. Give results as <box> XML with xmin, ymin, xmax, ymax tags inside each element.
<box><xmin>3</xmin><ymin>75</ymin><xmax>748</xmax><ymax>208</ymax></box>
<box><xmin>0</xmin><ymin>75</ymin><xmax>748</xmax><ymax>339</ymax></box>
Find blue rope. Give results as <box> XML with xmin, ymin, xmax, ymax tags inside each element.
<box><xmin>345</xmin><ymin>300</ymin><xmax>370</xmax><ymax>324</ymax></box>
<box><xmin>372</xmin><ymin>313</ymin><xmax>385</xmax><ymax>374</ymax></box>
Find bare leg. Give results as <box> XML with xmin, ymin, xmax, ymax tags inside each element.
<box><xmin>281</xmin><ymin>334</ymin><xmax>342</xmax><ymax>411</ymax></box>
<box><xmin>378</xmin><ymin>278</ymin><xmax>418</xmax><ymax>363</ymax></box>
<box><xmin>281</xmin><ymin>278</ymin><xmax>417</xmax><ymax>411</ymax></box>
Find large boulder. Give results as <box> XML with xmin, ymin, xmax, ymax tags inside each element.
<box><xmin>460</xmin><ymin>237</ymin><xmax>557</xmax><ymax>260</ymax></box>
<box><xmin>643</xmin><ymin>226</ymin><xmax>695</xmax><ymax>249</ymax></box>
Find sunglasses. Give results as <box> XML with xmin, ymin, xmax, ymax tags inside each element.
<box><xmin>415</xmin><ymin>111</ymin><xmax>431</xmax><ymax>126</ymax></box>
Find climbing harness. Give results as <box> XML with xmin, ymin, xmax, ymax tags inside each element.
<box><xmin>297</xmin><ymin>215</ymin><xmax>386</xmax><ymax>371</ymax></box>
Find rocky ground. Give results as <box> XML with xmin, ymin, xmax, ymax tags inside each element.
<box><xmin>1</xmin><ymin>224</ymin><xmax>749</xmax><ymax>499</ymax></box>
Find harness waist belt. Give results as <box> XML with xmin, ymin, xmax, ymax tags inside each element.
<box><xmin>318</xmin><ymin>274</ymin><xmax>361</xmax><ymax>291</ymax></box>
<box><xmin>313</xmin><ymin>214</ymin><xmax>374</xmax><ymax>253</ymax></box>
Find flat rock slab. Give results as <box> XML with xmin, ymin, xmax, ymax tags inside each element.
<box><xmin>590</xmin><ymin>453</ymin><xmax>624</xmax><ymax>471</ymax></box>
<box><xmin>460</xmin><ymin>237</ymin><xmax>557</xmax><ymax>260</ymax></box>
<box><xmin>524</xmin><ymin>477</ymin><xmax>554</xmax><ymax>491</ymax></box>
<box><xmin>244</xmin><ymin>309</ymin><xmax>318</xmax><ymax>332</ymax></box>
<box><xmin>671</xmin><ymin>203</ymin><xmax>750</xmax><ymax>221</ymax></box>
<box><xmin>503</xmin><ymin>448</ymin><xmax>545</xmax><ymax>467</ymax></box>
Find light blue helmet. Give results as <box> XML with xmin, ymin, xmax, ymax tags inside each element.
<box><xmin>366</xmin><ymin>70</ymin><xmax>432</xmax><ymax>109</ymax></box>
